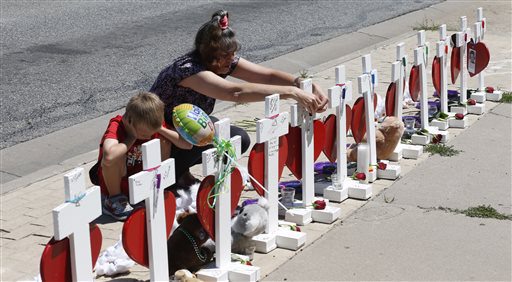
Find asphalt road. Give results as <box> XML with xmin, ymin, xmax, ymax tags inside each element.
<box><xmin>1</xmin><ymin>0</ymin><xmax>442</xmax><ymax>150</ymax></box>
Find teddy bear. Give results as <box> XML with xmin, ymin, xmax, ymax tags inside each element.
<box><xmin>231</xmin><ymin>198</ymin><xmax>269</xmax><ymax>258</ymax></box>
<box><xmin>167</xmin><ymin>212</ymin><xmax>213</xmax><ymax>275</ymax></box>
<box><xmin>347</xmin><ymin>116</ymin><xmax>404</xmax><ymax>162</ymax></box>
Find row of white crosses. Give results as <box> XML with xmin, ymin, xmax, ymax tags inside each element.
<box><xmin>284</xmin><ymin>80</ymin><xmax>342</xmax><ymax>226</ymax></box>
<box><xmin>251</xmin><ymin>94</ymin><xmax>306</xmax><ymax>253</ymax></box>
<box><xmin>195</xmin><ymin>118</ymin><xmax>261</xmax><ymax>282</ymax></box>
<box><xmin>390</xmin><ymin>44</ymin><xmax>424</xmax><ymax>161</ymax></box>
<box><xmin>410</xmin><ymin>30</ymin><xmax>449</xmax><ymax>145</ymax></box>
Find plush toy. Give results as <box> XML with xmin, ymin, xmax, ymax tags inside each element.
<box><xmin>347</xmin><ymin>116</ymin><xmax>404</xmax><ymax>162</ymax></box>
<box><xmin>167</xmin><ymin>212</ymin><xmax>213</xmax><ymax>275</ymax></box>
<box><xmin>231</xmin><ymin>198</ymin><xmax>269</xmax><ymax>258</ymax></box>
<box><xmin>173</xmin><ymin>269</ymin><xmax>203</xmax><ymax>282</ymax></box>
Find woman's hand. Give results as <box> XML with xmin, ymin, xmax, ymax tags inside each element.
<box><xmin>312</xmin><ymin>82</ymin><xmax>328</xmax><ymax>113</ymax></box>
<box><xmin>294</xmin><ymin>88</ymin><xmax>321</xmax><ymax>114</ymax></box>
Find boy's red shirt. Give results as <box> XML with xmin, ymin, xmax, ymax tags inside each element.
<box><xmin>97</xmin><ymin>115</ymin><xmax>166</xmax><ymax>196</ymax></box>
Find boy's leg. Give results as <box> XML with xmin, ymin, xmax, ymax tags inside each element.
<box><xmin>101</xmin><ymin>155</ymin><xmax>127</xmax><ymax>196</ymax></box>
<box><xmin>100</xmin><ymin>155</ymin><xmax>133</xmax><ymax>221</ymax></box>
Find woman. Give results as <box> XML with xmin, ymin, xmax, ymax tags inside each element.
<box><xmin>150</xmin><ymin>10</ymin><xmax>328</xmax><ymax>188</ymax></box>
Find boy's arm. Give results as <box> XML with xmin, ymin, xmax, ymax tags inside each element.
<box><xmin>102</xmin><ymin>136</ymin><xmax>136</xmax><ymax>165</ymax></box>
<box><xmin>158</xmin><ymin>126</ymin><xmax>193</xmax><ymax>150</ymax></box>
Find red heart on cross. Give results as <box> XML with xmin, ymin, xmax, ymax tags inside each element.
<box><xmin>322</xmin><ymin>106</ymin><xmax>351</xmax><ymax>163</ymax></box>
<box><xmin>409</xmin><ymin>65</ymin><xmax>420</xmax><ymax>102</ymax></box>
<box><xmin>40</xmin><ymin>224</ymin><xmax>102</xmax><ymax>282</ymax></box>
<box><xmin>122</xmin><ymin>191</ymin><xmax>176</xmax><ymax>267</ymax></box>
<box><xmin>467</xmin><ymin>40</ymin><xmax>490</xmax><ymax>77</ymax></box>
<box><xmin>196</xmin><ymin>168</ymin><xmax>244</xmax><ymax>241</ymax></box>
<box><xmin>451</xmin><ymin>46</ymin><xmax>461</xmax><ymax>84</ymax></box>
<box><xmin>285</xmin><ymin>120</ymin><xmax>325</xmax><ymax>180</ymax></box>
<box><xmin>351</xmin><ymin>94</ymin><xmax>378</xmax><ymax>144</ymax></box>
<box><xmin>432</xmin><ymin>56</ymin><xmax>442</xmax><ymax>95</ymax></box>
<box><xmin>247</xmin><ymin>136</ymin><xmax>288</xmax><ymax>196</ymax></box>
<box><xmin>385</xmin><ymin>82</ymin><xmax>397</xmax><ymax>117</ymax></box>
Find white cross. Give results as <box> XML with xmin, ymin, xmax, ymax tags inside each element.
<box><xmin>201</xmin><ymin>118</ymin><xmax>241</xmax><ymax>269</ymax></box>
<box><xmin>395</xmin><ymin>43</ymin><xmax>407</xmax><ymax>120</ymax></box>
<box><xmin>52</xmin><ymin>167</ymin><xmax>102</xmax><ymax>282</ymax></box>
<box><xmin>477</xmin><ymin>7</ymin><xmax>486</xmax><ymax>40</ymax></box>
<box><xmin>413</xmin><ymin>47</ymin><xmax>429</xmax><ymax>131</ymax></box>
<box><xmin>255</xmin><ymin>94</ymin><xmax>289</xmax><ymax>234</ymax></box>
<box><xmin>459</xmin><ymin>16</ymin><xmax>469</xmax><ymax>103</ymax></box>
<box><xmin>417</xmin><ymin>30</ymin><xmax>430</xmax><ymax>66</ymax></box>
<box><xmin>328</xmin><ymin>65</ymin><xmax>352</xmax><ymax>184</ymax></box>
<box><xmin>289</xmin><ymin>79</ymin><xmax>316</xmax><ymax>207</ymax></box>
<box><xmin>438</xmin><ymin>24</ymin><xmax>449</xmax><ymax>113</ymax></box>
<box><xmin>128</xmin><ymin>139</ymin><xmax>175</xmax><ymax>281</ymax></box>
<box><xmin>472</xmin><ymin>20</ymin><xmax>485</xmax><ymax>89</ymax></box>
<box><xmin>357</xmin><ymin>54</ymin><xmax>377</xmax><ymax>182</ymax></box>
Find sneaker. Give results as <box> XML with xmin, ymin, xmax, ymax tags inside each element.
<box><xmin>102</xmin><ymin>194</ymin><xmax>133</xmax><ymax>221</ymax></box>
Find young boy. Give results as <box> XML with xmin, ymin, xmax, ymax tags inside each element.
<box><xmin>96</xmin><ymin>91</ymin><xmax>192</xmax><ymax>221</ymax></box>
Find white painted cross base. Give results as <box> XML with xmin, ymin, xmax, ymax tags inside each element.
<box><xmin>431</xmin><ymin>119</ymin><xmax>449</xmax><ymax>131</ymax></box>
<box><xmin>411</xmin><ymin>134</ymin><xmax>430</xmax><ymax>145</ymax></box>
<box><xmin>283</xmin><ymin>203</ymin><xmax>313</xmax><ymax>226</ymax></box>
<box><xmin>377</xmin><ymin>164</ymin><xmax>401</xmax><ymax>180</ymax></box>
<box><xmin>486</xmin><ymin>90</ymin><xmax>503</xmax><ymax>101</ymax></box>
<box><xmin>451</xmin><ymin>106</ymin><xmax>468</xmax><ymax>115</ymax></box>
<box><xmin>389</xmin><ymin>144</ymin><xmax>403</xmax><ymax>161</ymax></box>
<box><xmin>276</xmin><ymin>227</ymin><xmax>307</xmax><ymax>251</ymax></box>
<box><xmin>348</xmin><ymin>182</ymin><xmax>372</xmax><ymax>200</ymax></box>
<box><xmin>251</xmin><ymin>233</ymin><xmax>277</xmax><ymax>254</ymax></box>
<box><xmin>467</xmin><ymin>104</ymin><xmax>485</xmax><ymax>115</ymax></box>
<box><xmin>196</xmin><ymin>261</ymin><xmax>260</xmax><ymax>282</ymax></box>
<box><xmin>471</xmin><ymin>92</ymin><xmax>486</xmax><ymax>103</ymax></box>
<box><xmin>310</xmin><ymin>205</ymin><xmax>341</xmax><ymax>224</ymax></box>
<box><xmin>323</xmin><ymin>182</ymin><xmax>349</xmax><ymax>203</ymax></box>
<box><xmin>449</xmin><ymin>117</ymin><xmax>468</xmax><ymax>128</ymax></box>
<box><xmin>401</xmin><ymin>144</ymin><xmax>423</xmax><ymax>159</ymax></box>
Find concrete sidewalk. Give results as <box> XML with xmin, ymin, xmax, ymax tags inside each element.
<box><xmin>1</xmin><ymin>1</ymin><xmax>511</xmax><ymax>281</ymax></box>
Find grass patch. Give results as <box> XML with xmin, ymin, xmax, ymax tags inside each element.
<box><xmin>412</xmin><ymin>17</ymin><xmax>440</xmax><ymax>31</ymax></box>
<box><xmin>438</xmin><ymin>205</ymin><xmax>511</xmax><ymax>220</ymax></box>
<box><xmin>425</xmin><ymin>144</ymin><xmax>462</xmax><ymax>157</ymax></box>
<box><xmin>500</xmin><ymin>91</ymin><xmax>512</xmax><ymax>103</ymax></box>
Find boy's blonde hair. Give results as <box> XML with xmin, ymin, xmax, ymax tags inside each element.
<box><xmin>125</xmin><ymin>91</ymin><xmax>164</xmax><ymax>129</ymax></box>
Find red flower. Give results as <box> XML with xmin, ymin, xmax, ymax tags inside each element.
<box><xmin>467</xmin><ymin>99</ymin><xmax>476</xmax><ymax>106</ymax></box>
<box><xmin>245</xmin><ymin>261</ymin><xmax>252</xmax><ymax>266</ymax></box>
<box><xmin>355</xmin><ymin>172</ymin><xmax>366</xmax><ymax>180</ymax></box>
<box><xmin>455</xmin><ymin>113</ymin><xmax>464</xmax><ymax>120</ymax></box>
<box><xmin>431</xmin><ymin>134</ymin><xmax>442</xmax><ymax>144</ymax></box>
<box><xmin>485</xmin><ymin>86</ymin><xmax>495</xmax><ymax>93</ymax></box>
<box><xmin>312</xmin><ymin>200</ymin><xmax>326</xmax><ymax>210</ymax></box>
<box><xmin>377</xmin><ymin>162</ymin><xmax>387</xmax><ymax>170</ymax></box>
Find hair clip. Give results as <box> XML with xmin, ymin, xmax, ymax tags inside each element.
<box><xmin>219</xmin><ymin>15</ymin><xmax>229</xmax><ymax>30</ymax></box>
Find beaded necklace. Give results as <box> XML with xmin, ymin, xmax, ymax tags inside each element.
<box><xmin>178</xmin><ymin>228</ymin><xmax>207</xmax><ymax>262</ymax></box>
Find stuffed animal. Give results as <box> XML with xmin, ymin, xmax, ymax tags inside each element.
<box><xmin>347</xmin><ymin>116</ymin><xmax>404</xmax><ymax>162</ymax></box>
<box><xmin>167</xmin><ymin>212</ymin><xmax>213</xmax><ymax>275</ymax></box>
<box><xmin>231</xmin><ymin>198</ymin><xmax>269</xmax><ymax>258</ymax></box>
<box><xmin>173</xmin><ymin>269</ymin><xmax>203</xmax><ymax>282</ymax></box>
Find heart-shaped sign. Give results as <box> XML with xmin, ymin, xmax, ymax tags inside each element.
<box><xmin>247</xmin><ymin>136</ymin><xmax>288</xmax><ymax>196</ymax></box>
<box><xmin>385</xmin><ymin>82</ymin><xmax>397</xmax><ymax>117</ymax></box>
<box><xmin>451</xmin><ymin>46</ymin><xmax>461</xmax><ymax>84</ymax></box>
<box><xmin>432</xmin><ymin>56</ymin><xmax>441</xmax><ymax>95</ymax></box>
<box><xmin>285</xmin><ymin>120</ymin><xmax>326</xmax><ymax>180</ymax></box>
<box><xmin>409</xmin><ymin>65</ymin><xmax>420</xmax><ymax>102</ymax></box>
<box><xmin>467</xmin><ymin>40</ymin><xmax>490</xmax><ymax>77</ymax></box>
<box><xmin>196</xmin><ymin>168</ymin><xmax>244</xmax><ymax>241</ymax></box>
<box><xmin>322</xmin><ymin>107</ymin><xmax>351</xmax><ymax>163</ymax></box>
<box><xmin>122</xmin><ymin>191</ymin><xmax>176</xmax><ymax>267</ymax></box>
<box><xmin>40</xmin><ymin>224</ymin><xmax>102</xmax><ymax>282</ymax></box>
<box><xmin>323</xmin><ymin>114</ymin><xmax>337</xmax><ymax>163</ymax></box>
<box><xmin>351</xmin><ymin>97</ymin><xmax>366</xmax><ymax>144</ymax></box>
